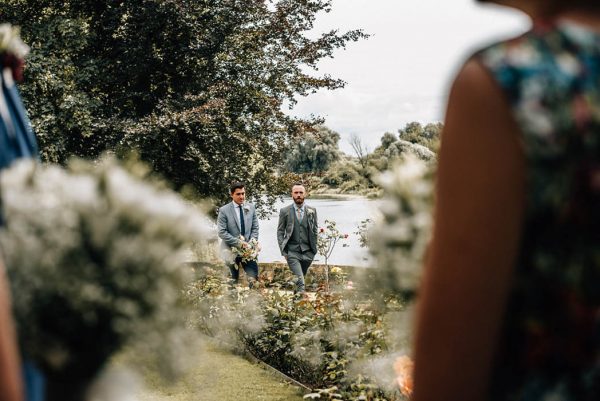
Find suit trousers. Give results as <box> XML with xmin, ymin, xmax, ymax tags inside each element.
<box><xmin>229</xmin><ymin>257</ymin><xmax>259</xmax><ymax>287</ymax></box>
<box><xmin>286</xmin><ymin>250</ymin><xmax>314</xmax><ymax>293</ymax></box>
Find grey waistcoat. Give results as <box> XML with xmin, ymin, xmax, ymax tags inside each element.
<box><xmin>287</xmin><ymin>211</ymin><xmax>311</xmax><ymax>253</ymax></box>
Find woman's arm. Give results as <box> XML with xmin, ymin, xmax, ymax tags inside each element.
<box><xmin>0</xmin><ymin>260</ymin><xmax>23</xmax><ymax>401</ymax></box>
<box><xmin>412</xmin><ymin>59</ymin><xmax>526</xmax><ymax>401</ymax></box>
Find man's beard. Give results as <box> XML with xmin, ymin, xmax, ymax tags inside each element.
<box><xmin>294</xmin><ymin>197</ymin><xmax>304</xmax><ymax>204</ymax></box>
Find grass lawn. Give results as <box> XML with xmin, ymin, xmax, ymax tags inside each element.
<box><xmin>137</xmin><ymin>342</ymin><xmax>305</xmax><ymax>401</ymax></box>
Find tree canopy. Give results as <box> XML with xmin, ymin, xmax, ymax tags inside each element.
<box><xmin>371</xmin><ymin>122</ymin><xmax>442</xmax><ymax>169</ymax></box>
<box><xmin>314</xmin><ymin>122</ymin><xmax>442</xmax><ymax>196</ymax></box>
<box><xmin>284</xmin><ymin>125</ymin><xmax>340</xmax><ymax>173</ymax></box>
<box><xmin>397</xmin><ymin>121</ymin><xmax>442</xmax><ymax>152</ymax></box>
<box><xmin>3</xmin><ymin>0</ymin><xmax>367</xmax><ymax>208</ymax></box>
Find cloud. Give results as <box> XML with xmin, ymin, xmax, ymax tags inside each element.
<box><xmin>284</xmin><ymin>0</ymin><xmax>529</xmax><ymax>154</ymax></box>
<box><xmin>292</xmin><ymin>87</ymin><xmax>444</xmax><ymax>154</ymax></box>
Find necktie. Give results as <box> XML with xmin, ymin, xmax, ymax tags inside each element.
<box><xmin>239</xmin><ymin>205</ymin><xmax>246</xmax><ymax>236</ymax></box>
<box><xmin>296</xmin><ymin>207</ymin><xmax>302</xmax><ymax>222</ymax></box>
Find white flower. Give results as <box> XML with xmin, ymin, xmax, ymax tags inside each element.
<box><xmin>556</xmin><ymin>53</ymin><xmax>580</xmax><ymax>75</ymax></box>
<box><xmin>516</xmin><ymin>102</ymin><xmax>555</xmax><ymax>138</ymax></box>
<box><xmin>231</xmin><ymin>237</ymin><xmax>261</xmax><ymax>263</ymax></box>
<box><xmin>0</xmin><ymin>156</ymin><xmax>212</xmax><ymax>380</ymax></box>
<box><xmin>507</xmin><ymin>42</ymin><xmax>540</xmax><ymax>67</ymax></box>
<box><xmin>368</xmin><ymin>156</ymin><xmax>434</xmax><ymax>296</ymax></box>
<box><xmin>0</xmin><ymin>23</ymin><xmax>29</xmax><ymax>58</ymax></box>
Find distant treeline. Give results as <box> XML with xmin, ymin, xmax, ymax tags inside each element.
<box><xmin>283</xmin><ymin>122</ymin><xmax>442</xmax><ymax>197</ymax></box>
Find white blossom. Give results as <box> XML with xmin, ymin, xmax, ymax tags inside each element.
<box><xmin>367</xmin><ymin>155</ymin><xmax>435</xmax><ymax>297</ymax></box>
<box><xmin>0</xmin><ymin>157</ymin><xmax>214</xmax><ymax>381</ymax></box>
<box><xmin>0</xmin><ymin>23</ymin><xmax>29</xmax><ymax>58</ymax></box>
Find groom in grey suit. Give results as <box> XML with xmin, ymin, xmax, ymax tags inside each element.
<box><xmin>217</xmin><ymin>181</ymin><xmax>259</xmax><ymax>286</ymax></box>
<box><xmin>277</xmin><ymin>182</ymin><xmax>318</xmax><ymax>293</ymax></box>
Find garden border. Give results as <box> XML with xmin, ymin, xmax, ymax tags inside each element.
<box><xmin>211</xmin><ymin>337</ymin><xmax>313</xmax><ymax>394</ymax></box>
<box><xmin>239</xmin><ymin>348</ymin><xmax>313</xmax><ymax>394</ymax></box>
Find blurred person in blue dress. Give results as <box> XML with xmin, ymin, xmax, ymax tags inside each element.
<box><xmin>0</xmin><ymin>23</ymin><xmax>42</xmax><ymax>401</ymax></box>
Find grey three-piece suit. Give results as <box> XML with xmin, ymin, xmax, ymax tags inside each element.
<box><xmin>277</xmin><ymin>203</ymin><xmax>318</xmax><ymax>292</ymax></box>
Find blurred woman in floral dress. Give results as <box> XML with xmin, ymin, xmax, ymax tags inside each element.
<box><xmin>413</xmin><ymin>1</ymin><xmax>599</xmax><ymax>400</ymax></box>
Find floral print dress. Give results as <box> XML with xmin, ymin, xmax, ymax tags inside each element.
<box><xmin>476</xmin><ymin>20</ymin><xmax>599</xmax><ymax>401</ymax></box>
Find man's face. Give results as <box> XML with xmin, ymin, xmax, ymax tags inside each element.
<box><xmin>291</xmin><ymin>185</ymin><xmax>306</xmax><ymax>205</ymax></box>
<box><xmin>231</xmin><ymin>188</ymin><xmax>246</xmax><ymax>205</ymax></box>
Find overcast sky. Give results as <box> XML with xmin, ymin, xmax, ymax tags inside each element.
<box><xmin>290</xmin><ymin>0</ymin><xmax>530</xmax><ymax>154</ymax></box>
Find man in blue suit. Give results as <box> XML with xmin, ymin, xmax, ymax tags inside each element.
<box><xmin>216</xmin><ymin>182</ymin><xmax>260</xmax><ymax>287</ymax></box>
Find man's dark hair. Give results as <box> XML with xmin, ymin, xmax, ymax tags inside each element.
<box><xmin>291</xmin><ymin>181</ymin><xmax>306</xmax><ymax>191</ymax></box>
<box><xmin>230</xmin><ymin>181</ymin><xmax>245</xmax><ymax>194</ymax></box>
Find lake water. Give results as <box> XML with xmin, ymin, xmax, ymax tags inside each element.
<box><xmin>258</xmin><ymin>196</ymin><xmax>380</xmax><ymax>266</ymax></box>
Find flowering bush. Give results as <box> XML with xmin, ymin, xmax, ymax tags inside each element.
<box><xmin>187</xmin><ymin>264</ymin><xmax>405</xmax><ymax>400</ymax></box>
<box><xmin>317</xmin><ymin>219</ymin><xmax>349</xmax><ymax>291</ymax></box>
<box><xmin>344</xmin><ymin>154</ymin><xmax>434</xmax><ymax>398</ymax></box>
<box><xmin>317</xmin><ymin>220</ymin><xmax>349</xmax><ymax>257</ymax></box>
<box><xmin>0</xmin><ymin>157</ymin><xmax>213</xmax><ymax>383</ymax></box>
<box><xmin>367</xmin><ymin>154</ymin><xmax>435</xmax><ymax>302</ymax></box>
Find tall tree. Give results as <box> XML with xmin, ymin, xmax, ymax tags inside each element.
<box><xmin>379</xmin><ymin>132</ymin><xmax>397</xmax><ymax>150</ymax></box>
<box><xmin>284</xmin><ymin>126</ymin><xmax>340</xmax><ymax>173</ymax></box>
<box><xmin>2</xmin><ymin>0</ymin><xmax>367</xmax><ymax>208</ymax></box>
<box><xmin>397</xmin><ymin>121</ymin><xmax>442</xmax><ymax>152</ymax></box>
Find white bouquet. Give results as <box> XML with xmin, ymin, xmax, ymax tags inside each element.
<box><xmin>231</xmin><ymin>236</ymin><xmax>260</xmax><ymax>269</ymax></box>
<box><xmin>0</xmin><ymin>157</ymin><xmax>213</xmax><ymax>386</ymax></box>
<box><xmin>0</xmin><ymin>23</ymin><xmax>29</xmax><ymax>59</ymax></box>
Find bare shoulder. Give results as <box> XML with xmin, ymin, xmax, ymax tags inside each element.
<box><xmin>433</xmin><ymin>54</ymin><xmax>526</xmax><ymax>277</ymax></box>
<box><xmin>449</xmin><ymin>57</ymin><xmax>508</xmax><ymax>111</ymax></box>
<box><xmin>442</xmin><ymin>56</ymin><xmax>522</xmax><ymax>165</ymax></box>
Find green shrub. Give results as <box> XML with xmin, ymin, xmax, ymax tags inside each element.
<box><xmin>185</xmin><ymin>264</ymin><xmax>406</xmax><ymax>400</ymax></box>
